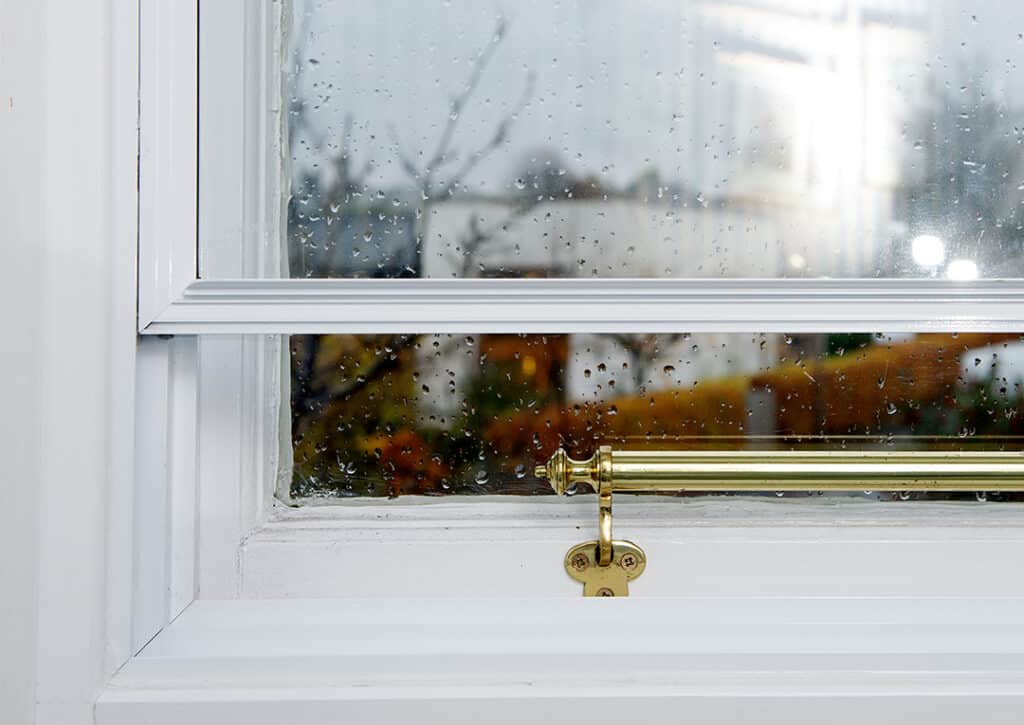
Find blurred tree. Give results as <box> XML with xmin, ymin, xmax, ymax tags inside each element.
<box><xmin>386</xmin><ymin>17</ymin><xmax>538</xmax><ymax>277</ymax></box>
<box><xmin>513</xmin><ymin>148</ymin><xmax>574</xmax><ymax>200</ymax></box>
<box><xmin>288</xmin><ymin>18</ymin><xmax>541</xmax><ymax>497</ymax></box>
<box><xmin>895</xmin><ymin>76</ymin><xmax>1024</xmax><ymax>274</ymax></box>
<box><xmin>609</xmin><ymin>334</ymin><xmax>686</xmax><ymax>393</ymax></box>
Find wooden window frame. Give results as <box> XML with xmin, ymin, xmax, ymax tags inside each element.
<box><xmin>105</xmin><ymin>1</ymin><xmax>1024</xmax><ymax>722</ymax></box>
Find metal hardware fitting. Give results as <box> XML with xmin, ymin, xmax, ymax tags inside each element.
<box><xmin>564</xmin><ymin>539</ymin><xmax>646</xmax><ymax>597</ymax></box>
<box><xmin>536</xmin><ymin>447</ymin><xmax>1024</xmax><ymax>597</ymax></box>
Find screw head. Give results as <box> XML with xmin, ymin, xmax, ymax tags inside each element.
<box><xmin>570</xmin><ymin>553</ymin><xmax>589</xmax><ymax>571</ymax></box>
<box><xmin>595</xmin><ymin>587</ymin><xmax>615</xmax><ymax>597</ymax></box>
<box><xmin>619</xmin><ymin>553</ymin><xmax>638</xmax><ymax>572</ymax></box>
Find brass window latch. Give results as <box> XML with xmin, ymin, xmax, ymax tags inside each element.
<box><xmin>536</xmin><ymin>446</ymin><xmax>1024</xmax><ymax>597</ymax></box>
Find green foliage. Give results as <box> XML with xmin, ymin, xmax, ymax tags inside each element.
<box><xmin>826</xmin><ymin>333</ymin><xmax>873</xmax><ymax>358</ymax></box>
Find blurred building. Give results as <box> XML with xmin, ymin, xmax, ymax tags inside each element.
<box><xmin>419</xmin><ymin>0</ymin><xmax>931</xmax><ymax>279</ymax></box>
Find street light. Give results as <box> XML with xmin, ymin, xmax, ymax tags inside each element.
<box><xmin>946</xmin><ymin>258</ymin><xmax>979</xmax><ymax>280</ymax></box>
<box><xmin>911</xmin><ymin>234</ymin><xmax>946</xmax><ymax>268</ymax></box>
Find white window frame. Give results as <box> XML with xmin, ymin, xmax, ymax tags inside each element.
<box><xmin>103</xmin><ymin>1</ymin><xmax>1024</xmax><ymax>722</ymax></box>
<box><xmin>136</xmin><ymin>0</ymin><xmax>1024</xmax><ymax>337</ymax></box>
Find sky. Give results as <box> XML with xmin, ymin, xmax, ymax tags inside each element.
<box><xmin>287</xmin><ymin>0</ymin><xmax>1024</xmax><ymax>194</ymax></box>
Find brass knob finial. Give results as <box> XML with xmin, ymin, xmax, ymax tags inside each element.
<box><xmin>535</xmin><ymin>448</ymin><xmax>572</xmax><ymax>494</ymax></box>
<box><xmin>536</xmin><ymin>447</ymin><xmax>611</xmax><ymax>495</ymax></box>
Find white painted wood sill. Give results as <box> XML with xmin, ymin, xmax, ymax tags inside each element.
<box><xmin>98</xmin><ymin>597</ymin><xmax>1024</xmax><ymax>724</ymax></box>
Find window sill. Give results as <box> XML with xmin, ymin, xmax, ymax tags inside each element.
<box><xmin>98</xmin><ymin>597</ymin><xmax>1024</xmax><ymax>724</ymax></box>
<box><xmin>239</xmin><ymin>497</ymin><xmax>1024</xmax><ymax>598</ymax></box>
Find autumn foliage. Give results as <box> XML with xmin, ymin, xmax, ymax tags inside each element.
<box><xmin>483</xmin><ymin>333</ymin><xmax>1020</xmax><ymax>471</ymax></box>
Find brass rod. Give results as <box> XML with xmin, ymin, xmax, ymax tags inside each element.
<box><xmin>535</xmin><ymin>448</ymin><xmax>1024</xmax><ymax>495</ymax></box>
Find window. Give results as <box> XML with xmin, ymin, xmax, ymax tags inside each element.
<box><xmin>281</xmin><ymin>1</ymin><xmax>1022</xmax><ymax>281</ymax></box>
<box><xmin>136</xmin><ymin>0</ymin><xmax>1024</xmax><ymax>579</ymax></box>
<box><xmin>145</xmin><ymin>0</ymin><xmax>1024</xmax><ymax>332</ymax></box>
<box><xmin>267</xmin><ymin>0</ymin><xmax>1024</xmax><ymax>506</ymax></box>
<box><xmin>290</xmin><ymin>331</ymin><xmax>1024</xmax><ymax>500</ymax></box>
<box><xmin>112</xmin><ymin>1</ymin><xmax>1024</xmax><ymax>721</ymax></box>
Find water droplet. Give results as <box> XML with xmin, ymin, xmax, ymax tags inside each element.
<box><xmin>474</xmin><ymin>470</ymin><xmax>488</xmax><ymax>485</ymax></box>
<box><xmin>514</xmin><ymin>463</ymin><xmax>526</xmax><ymax>479</ymax></box>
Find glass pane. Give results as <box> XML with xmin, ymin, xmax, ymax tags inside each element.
<box><xmin>289</xmin><ymin>332</ymin><xmax>1024</xmax><ymax>499</ymax></box>
<box><xmin>282</xmin><ymin>1</ymin><xmax>1024</xmax><ymax>279</ymax></box>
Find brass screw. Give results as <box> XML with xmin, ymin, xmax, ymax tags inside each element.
<box><xmin>619</xmin><ymin>553</ymin><xmax>638</xmax><ymax>572</ymax></box>
<box><xmin>595</xmin><ymin>588</ymin><xmax>615</xmax><ymax>597</ymax></box>
<box><xmin>570</xmin><ymin>553</ymin><xmax>589</xmax><ymax>571</ymax></box>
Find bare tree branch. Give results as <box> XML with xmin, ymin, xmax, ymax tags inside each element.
<box><xmin>425</xmin><ymin>17</ymin><xmax>509</xmax><ymax>176</ymax></box>
<box><xmin>456</xmin><ymin>197</ymin><xmax>541</xmax><ymax>277</ymax></box>
<box><xmin>439</xmin><ymin>70</ymin><xmax>536</xmax><ymax>199</ymax></box>
<box><xmin>608</xmin><ymin>333</ymin><xmax>686</xmax><ymax>392</ymax></box>
<box><xmin>323</xmin><ymin>340</ymin><xmax>407</xmax><ymax>399</ymax></box>
<box><xmin>326</xmin><ymin>115</ymin><xmax>361</xmax><ymax>202</ymax></box>
<box><xmin>293</xmin><ymin>334</ymin><xmax>417</xmax><ymax>424</ymax></box>
<box><xmin>387</xmin><ymin>122</ymin><xmax>422</xmax><ymax>181</ymax></box>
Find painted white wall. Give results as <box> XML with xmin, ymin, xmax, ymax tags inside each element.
<box><xmin>0</xmin><ymin>2</ymin><xmax>46</xmax><ymax>722</ymax></box>
<box><xmin>1</xmin><ymin>2</ymin><xmax>135</xmax><ymax>724</ymax></box>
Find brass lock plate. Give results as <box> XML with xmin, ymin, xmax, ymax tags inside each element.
<box><xmin>564</xmin><ymin>540</ymin><xmax>646</xmax><ymax>597</ymax></box>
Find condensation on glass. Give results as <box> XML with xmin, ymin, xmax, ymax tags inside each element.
<box><xmin>280</xmin><ymin>1</ymin><xmax>1024</xmax><ymax>280</ymax></box>
<box><xmin>289</xmin><ymin>332</ymin><xmax>1024</xmax><ymax>498</ymax></box>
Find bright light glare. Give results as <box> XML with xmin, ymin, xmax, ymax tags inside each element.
<box><xmin>946</xmin><ymin>259</ymin><xmax>979</xmax><ymax>281</ymax></box>
<box><xmin>788</xmin><ymin>253</ymin><xmax>806</xmax><ymax>270</ymax></box>
<box><xmin>911</xmin><ymin>235</ymin><xmax>945</xmax><ymax>267</ymax></box>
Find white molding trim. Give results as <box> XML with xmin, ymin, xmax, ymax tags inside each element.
<box><xmin>197</xmin><ymin>0</ymin><xmax>246</xmax><ymax>279</ymax></box>
<box><xmin>138</xmin><ymin>0</ymin><xmax>198</xmax><ymax>329</ymax></box>
<box><xmin>105</xmin><ymin>0</ymin><xmax>144</xmax><ymax>675</ymax></box>
<box><xmin>128</xmin><ymin>337</ymin><xmax>201</xmax><ymax>654</ymax></box>
<box><xmin>97</xmin><ymin>597</ymin><xmax>1024</xmax><ymax>724</ymax></box>
<box><xmin>142</xmin><ymin>277</ymin><xmax>1024</xmax><ymax>334</ymax></box>
<box><xmin>194</xmin><ymin>335</ymin><xmax>281</xmax><ymax>599</ymax></box>
<box><xmin>141</xmin><ymin>0</ymin><xmax>286</xmax><ymax>332</ymax></box>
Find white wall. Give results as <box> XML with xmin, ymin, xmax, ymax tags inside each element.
<box><xmin>0</xmin><ymin>2</ymin><xmax>46</xmax><ymax>721</ymax></box>
<box><xmin>0</xmin><ymin>2</ymin><xmax>135</xmax><ymax>724</ymax></box>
